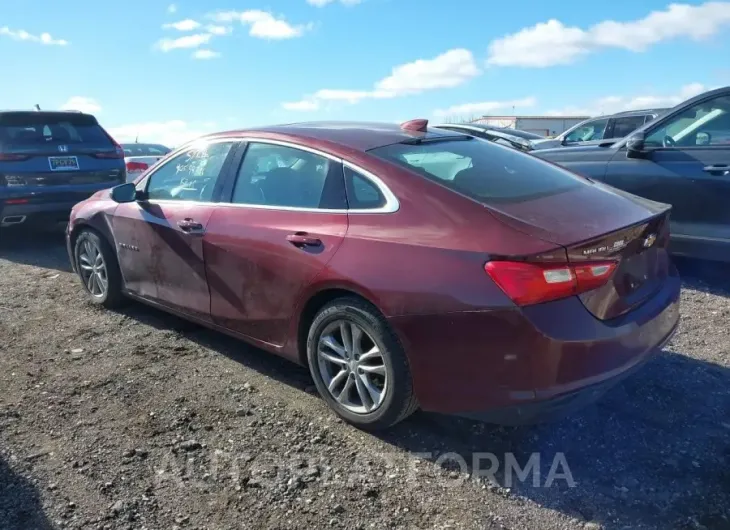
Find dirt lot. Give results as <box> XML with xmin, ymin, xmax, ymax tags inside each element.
<box><xmin>0</xmin><ymin>228</ymin><xmax>728</xmax><ymax>530</ymax></box>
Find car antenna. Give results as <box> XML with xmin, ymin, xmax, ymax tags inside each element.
<box><xmin>33</xmin><ymin>104</ymin><xmax>41</xmax><ymax>111</ymax></box>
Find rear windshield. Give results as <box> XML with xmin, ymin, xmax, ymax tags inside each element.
<box><xmin>121</xmin><ymin>144</ymin><xmax>171</xmax><ymax>156</ymax></box>
<box><xmin>0</xmin><ymin>112</ymin><xmax>112</xmax><ymax>148</ymax></box>
<box><xmin>370</xmin><ymin>137</ymin><xmax>585</xmax><ymax>204</ymax></box>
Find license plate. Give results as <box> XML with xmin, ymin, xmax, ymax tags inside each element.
<box><xmin>48</xmin><ymin>156</ymin><xmax>79</xmax><ymax>171</ymax></box>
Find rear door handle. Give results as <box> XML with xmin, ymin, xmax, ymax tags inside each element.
<box><xmin>703</xmin><ymin>164</ymin><xmax>730</xmax><ymax>175</ymax></box>
<box><xmin>286</xmin><ymin>233</ymin><xmax>322</xmax><ymax>247</ymax></box>
<box><xmin>177</xmin><ymin>218</ymin><xmax>205</xmax><ymax>234</ymax></box>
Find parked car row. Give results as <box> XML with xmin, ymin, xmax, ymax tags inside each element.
<box><xmin>2</xmin><ymin>86</ymin><xmax>727</xmax><ymax>432</ymax></box>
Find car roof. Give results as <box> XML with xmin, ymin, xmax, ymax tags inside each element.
<box><xmin>609</xmin><ymin>108</ymin><xmax>668</xmax><ymax>117</ymax></box>
<box><xmin>0</xmin><ymin>110</ymin><xmax>92</xmax><ymax>117</ymax></box>
<box><xmin>207</xmin><ymin>121</ymin><xmax>464</xmax><ymax>152</ymax></box>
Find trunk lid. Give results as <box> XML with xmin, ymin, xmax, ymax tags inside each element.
<box><xmin>487</xmin><ymin>182</ymin><xmax>672</xmax><ymax>320</ymax></box>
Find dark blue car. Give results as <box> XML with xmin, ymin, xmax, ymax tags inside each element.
<box><xmin>0</xmin><ymin>110</ymin><xmax>125</xmax><ymax>229</ymax></box>
<box><xmin>533</xmin><ymin>86</ymin><xmax>730</xmax><ymax>262</ymax></box>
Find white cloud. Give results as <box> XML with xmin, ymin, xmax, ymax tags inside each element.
<box><xmin>0</xmin><ymin>26</ymin><xmax>68</xmax><ymax>46</ymax></box>
<box><xmin>306</xmin><ymin>0</ymin><xmax>363</xmax><ymax>6</ymax></box>
<box><xmin>107</xmin><ymin>120</ymin><xmax>217</xmax><ymax>148</ymax></box>
<box><xmin>167</xmin><ymin>4</ymin><xmax>177</xmax><ymax>14</ymax></box>
<box><xmin>60</xmin><ymin>96</ymin><xmax>102</xmax><ymax>114</ymax></box>
<box><xmin>206</xmin><ymin>24</ymin><xmax>232</xmax><ymax>36</ymax></box>
<box><xmin>545</xmin><ymin>83</ymin><xmax>709</xmax><ymax>116</ymax></box>
<box><xmin>487</xmin><ymin>2</ymin><xmax>730</xmax><ymax>67</ymax></box>
<box><xmin>281</xmin><ymin>48</ymin><xmax>480</xmax><ymax>110</ymax></box>
<box><xmin>208</xmin><ymin>10</ymin><xmax>311</xmax><ymax>39</ymax></box>
<box><xmin>433</xmin><ymin>97</ymin><xmax>538</xmax><ymax>118</ymax></box>
<box><xmin>162</xmin><ymin>19</ymin><xmax>201</xmax><ymax>31</ymax></box>
<box><xmin>156</xmin><ymin>33</ymin><xmax>212</xmax><ymax>52</ymax></box>
<box><xmin>192</xmin><ymin>49</ymin><xmax>221</xmax><ymax>60</ymax></box>
<box><xmin>282</xmin><ymin>99</ymin><xmax>321</xmax><ymax>111</ymax></box>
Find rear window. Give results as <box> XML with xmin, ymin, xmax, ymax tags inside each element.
<box><xmin>0</xmin><ymin>112</ymin><xmax>112</xmax><ymax>148</ymax></box>
<box><xmin>121</xmin><ymin>144</ymin><xmax>171</xmax><ymax>156</ymax></box>
<box><xmin>370</xmin><ymin>137</ymin><xmax>585</xmax><ymax>204</ymax></box>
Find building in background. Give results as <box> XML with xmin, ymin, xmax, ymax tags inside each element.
<box><xmin>471</xmin><ymin>115</ymin><xmax>591</xmax><ymax>138</ymax></box>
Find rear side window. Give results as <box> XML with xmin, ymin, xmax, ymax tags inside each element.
<box><xmin>370</xmin><ymin>138</ymin><xmax>585</xmax><ymax>204</ymax></box>
<box><xmin>611</xmin><ymin>116</ymin><xmax>646</xmax><ymax>138</ymax></box>
<box><xmin>344</xmin><ymin>167</ymin><xmax>385</xmax><ymax>209</ymax></box>
<box><xmin>232</xmin><ymin>142</ymin><xmax>346</xmax><ymax>209</ymax></box>
<box><xmin>0</xmin><ymin>112</ymin><xmax>112</xmax><ymax>148</ymax></box>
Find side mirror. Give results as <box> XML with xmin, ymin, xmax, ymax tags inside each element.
<box><xmin>560</xmin><ymin>136</ymin><xmax>568</xmax><ymax>146</ymax></box>
<box><xmin>626</xmin><ymin>132</ymin><xmax>647</xmax><ymax>158</ymax></box>
<box><xmin>110</xmin><ymin>182</ymin><xmax>137</xmax><ymax>203</ymax></box>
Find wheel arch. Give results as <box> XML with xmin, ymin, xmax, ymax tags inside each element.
<box><xmin>292</xmin><ymin>282</ymin><xmax>383</xmax><ymax>366</ymax></box>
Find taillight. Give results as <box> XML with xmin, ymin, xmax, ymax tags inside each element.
<box><xmin>0</xmin><ymin>153</ymin><xmax>30</xmax><ymax>161</ymax></box>
<box><xmin>126</xmin><ymin>161</ymin><xmax>149</xmax><ymax>172</ymax></box>
<box><xmin>95</xmin><ymin>145</ymin><xmax>125</xmax><ymax>159</ymax></box>
<box><xmin>485</xmin><ymin>260</ymin><xmax>617</xmax><ymax>306</ymax></box>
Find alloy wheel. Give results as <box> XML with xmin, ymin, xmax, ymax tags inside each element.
<box><xmin>317</xmin><ymin>320</ymin><xmax>387</xmax><ymax>414</ymax></box>
<box><xmin>78</xmin><ymin>239</ymin><xmax>108</xmax><ymax>298</ymax></box>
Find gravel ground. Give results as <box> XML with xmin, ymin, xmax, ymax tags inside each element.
<box><xmin>0</xmin><ymin>228</ymin><xmax>728</xmax><ymax>530</ymax></box>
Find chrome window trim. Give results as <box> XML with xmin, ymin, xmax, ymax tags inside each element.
<box><xmin>139</xmin><ymin>136</ymin><xmax>400</xmax><ymax>214</ymax></box>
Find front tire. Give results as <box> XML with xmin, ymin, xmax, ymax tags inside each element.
<box><xmin>306</xmin><ymin>297</ymin><xmax>418</xmax><ymax>430</ymax></box>
<box><xmin>74</xmin><ymin>229</ymin><xmax>124</xmax><ymax>308</ymax></box>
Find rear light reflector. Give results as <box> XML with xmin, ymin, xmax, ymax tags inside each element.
<box><xmin>94</xmin><ymin>145</ymin><xmax>125</xmax><ymax>159</ymax></box>
<box><xmin>126</xmin><ymin>161</ymin><xmax>149</xmax><ymax>172</ymax></box>
<box><xmin>4</xmin><ymin>198</ymin><xmax>29</xmax><ymax>205</ymax></box>
<box><xmin>0</xmin><ymin>153</ymin><xmax>31</xmax><ymax>161</ymax></box>
<box><xmin>485</xmin><ymin>260</ymin><xmax>617</xmax><ymax>306</ymax></box>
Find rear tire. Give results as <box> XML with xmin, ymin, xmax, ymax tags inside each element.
<box><xmin>306</xmin><ymin>297</ymin><xmax>418</xmax><ymax>430</ymax></box>
<box><xmin>74</xmin><ymin>229</ymin><xmax>124</xmax><ymax>308</ymax></box>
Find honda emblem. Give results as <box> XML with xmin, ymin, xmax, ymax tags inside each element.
<box><xmin>58</xmin><ymin>145</ymin><xmax>69</xmax><ymax>153</ymax></box>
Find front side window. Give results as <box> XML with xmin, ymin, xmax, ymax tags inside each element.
<box><xmin>146</xmin><ymin>141</ymin><xmax>235</xmax><ymax>202</ymax></box>
<box><xmin>646</xmin><ymin>95</ymin><xmax>730</xmax><ymax>147</ymax></box>
<box><xmin>232</xmin><ymin>142</ymin><xmax>344</xmax><ymax>209</ymax></box>
<box><xmin>611</xmin><ymin>116</ymin><xmax>646</xmax><ymax>139</ymax></box>
<box><xmin>371</xmin><ymin>137</ymin><xmax>585</xmax><ymax>204</ymax></box>
<box><xmin>564</xmin><ymin>118</ymin><xmax>609</xmax><ymax>143</ymax></box>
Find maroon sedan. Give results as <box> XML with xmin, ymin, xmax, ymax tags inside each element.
<box><xmin>66</xmin><ymin>120</ymin><xmax>680</xmax><ymax>430</ymax></box>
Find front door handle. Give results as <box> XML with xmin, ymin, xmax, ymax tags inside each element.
<box><xmin>703</xmin><ymin>164</ymin><xmax>730</xmax><ymax>175</ymax></box>
<box><xmin>286</xmin><ymin>233</ymin><xmax>322</xmax><ymax>247</ymax></box>
<box><xmin>177</xmin><ymin>218</ymin><xmax>205</xmax><ymax>234</ymax></box>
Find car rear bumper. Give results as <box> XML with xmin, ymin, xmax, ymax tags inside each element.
<box><xmin>0</xmin><ymin>200</ymin><xmax>78</xmax><ymax>227</ymax></box>
<box><xmin>388</xmin><ymin>267</ymin><xmax>681</xmax><ymax>422</ymax></box>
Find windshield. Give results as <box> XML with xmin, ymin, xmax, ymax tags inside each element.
<box><xmin>0</xmin><ymin>112</ymin><xmax>112</xmax><ymax>148</ymax></box>
<box><xmin>370</xmin><ymin>138</ymin><xmax>586</xmax><ymax>204</ymax></box>
<box><xmin>121</xmin><ymin>143</ymin><xmax>171</xmax><ymax>156</ymax></box>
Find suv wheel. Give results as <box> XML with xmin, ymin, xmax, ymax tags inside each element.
<box><xmin>306</xmin><ymin>297</ymin><xmax>418</xmax><ymax>430</ymax></box>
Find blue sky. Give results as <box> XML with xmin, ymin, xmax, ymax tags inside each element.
<box><xmin>2</xmin><ymin>0</ymin><xmax>730</xmax><ymax>145</ymax></box>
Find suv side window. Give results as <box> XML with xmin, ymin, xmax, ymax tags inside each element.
<box><xmin>146</xmin><ymin>141</ymin><xmax>236</xmax><ymax>202</ymax></box>
<box><xmin>564</xmin><ymin>118</ymin><xmax>609</xmax><ymax>143</ymax></box>
<box><xmin>232</xmin><ymin>142</ymin><xmax>346</xmax><ymax>209</ymax></box>
<box><xmin>646</xmin><ymin>95</ymin><xmax>730</xmax><ymax>147</ymax></box>
<box><xmin>611</xmin><ymin>116</ymin><xmax>646</xmax><ymax>139</ymax></box>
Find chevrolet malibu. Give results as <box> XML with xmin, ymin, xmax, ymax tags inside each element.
<box><xmin>66</xmin><ymin>120</ymin><xmax>681</xmax><ymax>430</ymax></box>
